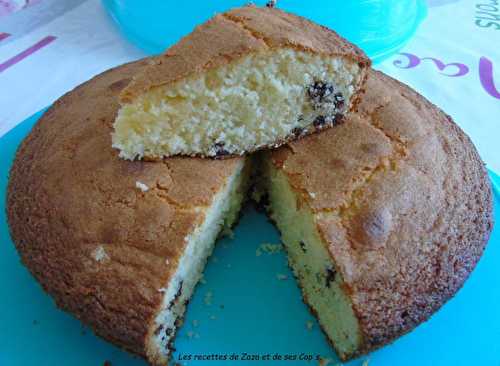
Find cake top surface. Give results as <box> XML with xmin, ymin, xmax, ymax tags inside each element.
<box><xmin>120</xmin><ymin>5</ymin><xmax>370</xmax><ymax>103</ymax></box>
<box><xmin>270</xmin><ymin>70</ymin><xmax>493</xmax><ymax>349</ymax></box>
<box><xmin>6</xmin><ymin>59</ymin><xmax>243</xmax><ymax>355</ymax></box>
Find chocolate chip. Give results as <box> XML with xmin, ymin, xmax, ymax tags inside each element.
<box><xmin>167</xmin><ymin>281</ymin><xmax>184</xmax><ymax>310</ymax></box>
<box><xmin>165</xmin><ymin>327</ymin><xmax>173</xmax><ymax>336</ymax></box>
<box><xmin>176</xmin><ymin>281</ymin><xmax>183</xmax><ymax>298</ymax></box>
<box><xmin>154</xmin><ymin>324</ymin><xmax>164</xmax><ymax>336</ymax></box>
<box><xmin>308</xmin><ymin>81</ymin><xmax>335</xmax><ymax>102</ymax></box>
<box><xmin>213</xmin><ymin>142</ymin><xmax>229</xmax><ymax>157</ymax></box>
<box><xmin>313</xmin><ymin>115</ymin><xmax>326</xmax><ymax>128</ymax></box>
<box><xmin>299</xmin><ymin>241</ymin><xmax>307</xmax><ymax>253</ymax></box>
<box><xmin>307</xmin><ymin>80</ymin><xmax>345</xmax><ymax>114</ymax></box>
<box><xmin>334</xmin><ymin>93</ymin><xmax>345</xmax><ymax>110</ymax></box>
<box><xmin>266</xmin><ymin>0</ymin><xmax>276</xmax><ymax>7</ymax></box>
<box><xmin>401</xmin><ymin>311</ymin><xmax>409</xmax><ymax>319</ymax></box>
<box><xmin>334</xmin><ymin>113</ymin><xmax>345</xmax><ymax>126</ymax></box>
<box><xmin>325</xmin><ymin>267</ymin><xmax>337</xmax><ymax>288</ymax></box>
<box><xmin>291</xmin><ymin>127</ymin><xmax>303</xmax><ymax>137</ymax></box>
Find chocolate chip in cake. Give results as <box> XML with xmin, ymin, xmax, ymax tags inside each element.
<box><xmin>266</xmin><ymin>0</ymin><xmax>276</xmax><ymax>7</ymax></box>
<box><xmin>176</xmin><ymin>281</ymin><xmax>183</xmax><ymax>298</ymax></box>
<box><xmin>325</xmin><ymin>266</ymin><xmax>337</xmax><ymax>288</ymax></box>
<box><xmin>308</xmin><ymin>81</ymin><xmax>335</xmax><ymax>103</ymax></box>
<box><xmin>167</xmin><ymin>281</ymin><xmax>184</xmax><ymax>310</ymax></box>
<box><xmin>307</xmin><ymin>80</ymin><xmax>346</xmax><ymax>115</ymax></box>
<box><xmin>291</xmin><ymin>127</ymin><xmax>303</xmax><ymax>137</ymax></box>
<box><xmin>334</xmin><ymin>92</ymin><xmax>345</xmax><ymax>110</ymax></box>
<box><xmin>299</xmin><ymin>241</ymin><xmax>307</xmax><ymax>253</ymax></box>
<box><xmin>313</xmin><ymin>115</ymin><xmax>326</xmax><ymax>128</ymax></box>
<box><xmin>165</xmin><ymin>327</ymin><xmax>173</xmax><ymax>336</ymax></box>
<box><xmin>154</xmin><ymin>324</ymin><xmax>164</xmax><ymax>336</ymax></box>
<box><xmin>213</xmin><ymin>142</ymin><xmax>229</xmax><ymax>157</ymax></box>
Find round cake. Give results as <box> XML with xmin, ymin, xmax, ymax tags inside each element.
<box><xmin>7</xmin><ymin>59</ymin><xmax>493</xmax><ymax>365</ymax></box>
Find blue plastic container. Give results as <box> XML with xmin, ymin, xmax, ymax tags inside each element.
<box><xmin>102</xmin><ymin>0</ymin><xmax>427</xmax><ymax>63</ymax></box>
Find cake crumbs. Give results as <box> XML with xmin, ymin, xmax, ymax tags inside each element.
<box><xmin>135</xmin><ymin>181</ymin><xmax>149</xmax><ymax>192</ymax></box>
<box><xmin>209</xmin><ymin>314</ymin><xmax>217</xmax><ymax>320</ymax></box>
<box><xmin>306</xmin><ymin>320</ymin><xmax>314</xmax><ymax>331</ymax></box>
<box><xmin>318</xmin><ymin>357</ymin><xmax>332</xmax><ymax>366</ymax></box>
<box><xmin>199</xmin><ymin>276</ymin><xmax>207</xmax><ymax>285</ymax></box>
<box><xmin>276</xmin><ymin>273</ymin><xmax>288</xmax><ymax>281</ymax></box>
<box><xmin>256</xmin><ymin>243</ymin><xmax>282</xmax><ymax>256</ymax></box>
<box><xmin>204</xmin><ymin>291</ymin><xmax>213</xmax><ymax>306</ymax></box>
<box><xmin>362</xmin><ymin>359</ymin><xmax>370</xmax><ymax>366</ymax></box>
<box><xmin>221</xmin><ymin>227</ymin><xmax>235</xmax><ymax>239</ymax></box>
<box><xmin>192</xmin><ymin>319</ymin><xmax>199</xmax><ymax>327</ymax></box>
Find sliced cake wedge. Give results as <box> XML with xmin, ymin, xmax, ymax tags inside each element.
<box><xmin>261</xmin><ymin>70</ymin><xmax>493</xmax><ymax>360</ymax></box>
<box><xmin>112</xmin><ymin>5</ymin><xmax>370</xmax><ymax>160</ymax></box>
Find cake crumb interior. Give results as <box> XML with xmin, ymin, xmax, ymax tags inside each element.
<box><xmin>113</xmin><ymin>49</ymin><xmax>360</xmax><ymax>159</ymax></box>
<box><xmin>147</xmin><ymin>159</ymin><xmax>250</xmax><ymax>364</ymax></box>
<box><xmin>262</xmin><ymin>157</ymin><xmax>362</xmax><ymax>359</ymax></box>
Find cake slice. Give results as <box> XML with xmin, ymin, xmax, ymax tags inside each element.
<box><xmin>261</xmin><ymin>70</ymin><xmax>493</xmax><ymax>360</ymax></box>
<box><xmin>112</xmin><ymin>5</ymin><xmax>370</xmax><ymax>160</ymax></box>
<box><xmin>7</xmin><ymin>59</ymin><xmax>251</xmax><ymax>366</ymax></box>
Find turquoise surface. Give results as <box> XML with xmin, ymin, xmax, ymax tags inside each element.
<box><xmin>1</xmin><ymin>110</ymin><xmax>499</xmax><ymax>366</ymax></box>
<box><xmin>101</xmin><ymin>0</ymin><xmax>427</xmax><ymax>63</ymax></box>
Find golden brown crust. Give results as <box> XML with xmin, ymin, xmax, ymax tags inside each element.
<box><xmin>120</xmin><ymin>4</ymin><xmax>370</xmax><ymax>103</ymax></box>
<box><xmin>6</xmin><ymin>59</ymin><xmax>243</xmax><ymax>360</ymax></box>
<box><xmin>270</xmin><ymin>70</ymin><xmax>493</xmax><ymax>358</ymax></box>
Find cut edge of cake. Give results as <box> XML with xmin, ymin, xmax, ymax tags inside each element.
<box><xmin>112</xmin><ymin>48</ymin><xmax>365</xmax><ymax>160</ymax></box>
<box><xmin>144</xmin><ymin>158</ymin><xmax>251</xmax><ymax>365</ymax></box>
<box><xmin>259</xmin><ymin>155</ymin><xmax>363</xmax><ymax>360</ymax></box>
